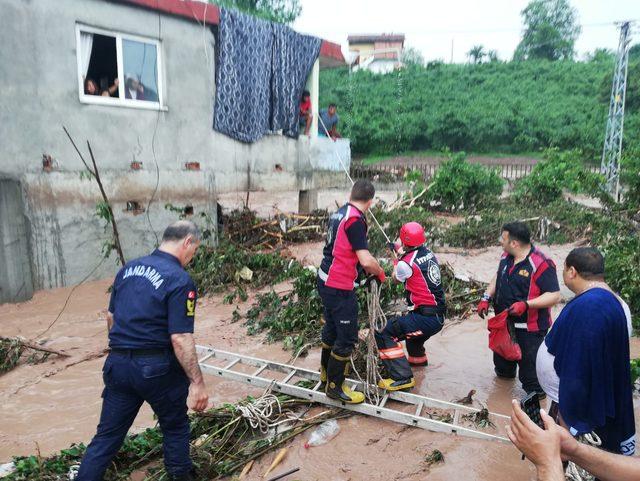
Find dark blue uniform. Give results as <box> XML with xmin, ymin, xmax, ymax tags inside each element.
<box><xmin>78</xmin><ymin>250</ymin><xmax>197</xmax><ymax>481</ymax></box>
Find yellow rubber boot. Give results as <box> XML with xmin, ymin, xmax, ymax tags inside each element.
<box><xmin>327</xmin><ymin>381</ymin><xmax>365</xmax><ymax>404</ymax></box>
<box><xmin>326</xmin><ymin>353</ymin><xmax>365</xmax><ymax>404</ymax></box>
<box><xmin>377</xmin><ymin>377</ymin><xmax>416</xmax><ymax>392</ymax></box>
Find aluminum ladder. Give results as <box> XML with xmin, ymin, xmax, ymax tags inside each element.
<box><xmin>196</xmin><ymin>345</ymin><xmax>509</xmax><ymax>443</ymax></box>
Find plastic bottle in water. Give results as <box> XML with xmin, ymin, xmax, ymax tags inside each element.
<box><xmin>304</xmin><ymin>419</ymin><xmax>340</xmax><ymax>448</ymax></box>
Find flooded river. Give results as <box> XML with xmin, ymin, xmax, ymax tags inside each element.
<box><xmin>1</xmin><ymin>240</ymin><xmax>638</xmax><ymax>481</ymax></box>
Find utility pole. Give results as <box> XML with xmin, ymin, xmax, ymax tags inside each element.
<box><xmin>450</xmin><ymin>38</ymin><xmax>454</xmax><ymax>63</ymax></box>
<box><xmin>601</xmin><ymin>21</ymin><xmax>633</xmax><ymax>201</ymax></box>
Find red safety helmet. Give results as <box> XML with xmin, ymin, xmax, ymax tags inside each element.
<box><xmin>399</xmin><ymin>222</ymin><xmax>426</xmax><ymax>247</ymax></box>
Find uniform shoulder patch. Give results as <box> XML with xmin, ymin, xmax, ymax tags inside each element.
<box><xmin>186</xmin><ymin>291</ymin><xmax>196</xmax><ymax>317</ymax></box>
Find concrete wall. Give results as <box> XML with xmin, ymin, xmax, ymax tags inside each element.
<box><xmin>0</xmin><ymin>0</ymin><xmax>349</xmax><ymax>296</ymax></box>
<box><xmin>21</xmin><ymin>171</ymin><xmax>215</xmax><ymax>290</ymax></box>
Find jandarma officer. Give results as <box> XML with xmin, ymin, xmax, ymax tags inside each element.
<box><xmin>77</xmin><ymin>221</ymin><xmax>208</xmax><ymax>481</ymax></box>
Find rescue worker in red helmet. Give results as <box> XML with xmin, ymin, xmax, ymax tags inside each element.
<box><xmin>317</xmin><ymin>179</ymin><xmax>386</xmax><ymax>404</ymax></box>
<box><xmin>375</xmin><ymin>222</ymin><xmax>447</xmax><ymax>391</ymax></box>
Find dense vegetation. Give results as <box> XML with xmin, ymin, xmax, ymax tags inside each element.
<box><xmin>320</xmin><ymin>57</ymin><xmax>640</xmax><ymax>157</ymax></box>
<box><xmin>364</xmin><ymin>151</ymin><xmax>640</xmax><ymax>328</ymax></box>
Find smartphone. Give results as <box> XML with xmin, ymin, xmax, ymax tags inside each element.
<box><xmin>519</xmin><ymin>392</ymin><xmax>545</xmax><ymax>461</ymax></box>
<box><xmin>520</xmin><ymin>392</ymin><xmax>545</xmax><ymax>429</ymax></box>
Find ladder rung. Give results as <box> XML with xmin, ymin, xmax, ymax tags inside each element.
<box><xmin>379</xmin><ymin>394</ymin><xmax>389</xmax><ymax>408</ymax></box>
<box><xmin>282</xmin><ymin>369</ymin><xmax>297</xmax><ymax>383</ymax></box>
<box><xmin>198</xmin><ymin>352</ymin><xmax>214</xmax><ymax>363</ymax></box>
<box><xmin>223</xmin><ymin>358</ymin><xmax>240</xmax><ymax>370</ymax></box>
<box><xmin>415</xmin><ymin>401</ymin><xmax>423</xmax><ymax>417</ymax></box>
<box><xmin>453</xmin><ymin>409</ymin><xmax>461</xmax><ymax>426</ymax></box>
<box><xmin>312</xmin><ymin>380</ymin><xmax>323</xmax><ymax>391</ymax></box>
<box><xmin>252</xmin><ymin>364</ymin><xmax>268</xmax><ymax>377</ymax></box>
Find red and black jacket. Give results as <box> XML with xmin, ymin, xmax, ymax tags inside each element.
<box><xmin>494</xmin><ymin>246</ymin><xmax>559</xmax><ymax>332</ymax></box>
<box><xmin>398</xmin><ymin>246</ymin><xmax>447</xmax><ymax>315</ymax></box>
<box><xmin>319</xmin><ymin>203</ymin><xmax>367</xmax><ymax>291</ymax></box>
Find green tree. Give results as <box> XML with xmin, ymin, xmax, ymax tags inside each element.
<box><xmin>514</xmin><ymin>0</ymin><xmax>581</xmax><ymax>61</ymax></box>
<box><xmin>214</xmin><ymin>0</ymin><xmax>301</xmax><ymax>24</ymax></box>
<box><xmin>487</xmin><ymin>49</ymin><xmax>500</xmax><ymax>62</ymax></box>
<box><xmin>587</xmin><ymin>48</ymin><xmax>613</xmax><ymax>63</ymax></box>
<box><xmin>467</xmin><ymin>45</ymin><xmax>486</xmax><ymax>64</ymax></box>
<box><xmin>401</xmin><ymin>47</ymin><xmax>425</xmax><ymax>67</ymax></box>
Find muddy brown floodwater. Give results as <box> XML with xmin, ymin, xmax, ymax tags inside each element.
<box><xmin>1</xmin><ymin>198</ymin><xmax>639</xmax><ymax>480</ymax></box>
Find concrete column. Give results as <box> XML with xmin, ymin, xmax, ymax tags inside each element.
<box><xmin>0</xmin><ymin>179</ymin><xmax>34</xmax><ymax>303</ymax></box>
<box><xmin>305</xmin><ymin>58</ymin><xmax>320</xmax><ymax>138</ymax></box>
<box><xmin>298</xmin><ymin>189</ymin><xmax>318</xmax><ymax>214</ymax></box>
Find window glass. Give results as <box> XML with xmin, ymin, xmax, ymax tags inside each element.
<box><xmin>123</xmin><ymin>39</ymin><xmax>159</xmax><ymax>102</ymax></box>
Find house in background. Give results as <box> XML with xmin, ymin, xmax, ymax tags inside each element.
<box><xmin>347</xmin><ymin>33</ymin><xmax>405</xmax><ymax>74</ymax></box>
<box><xmin>0</xmin><ymin>0</ymin><xmax>348</xmax><ymax>304</ymax></box>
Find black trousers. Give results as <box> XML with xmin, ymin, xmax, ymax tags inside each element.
<box><xmin>375</xmin><ymin>311</ymin><xmax>444</xmax><ymax>380</ymax></box>
<box><xmin>493</xmin><ymin>328</ymin><xmax>546</xmax><ymax>394</ymax></box>
<box><xmin>317</xmin><ymin>278</ymin><xmax>358</xmax><ymax>357</ymax></box>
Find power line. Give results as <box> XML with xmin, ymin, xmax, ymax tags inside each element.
<box><xmin>308</xmin><ymin>19</ymin><xmax>640</xmax><ymax>41</ymax></box>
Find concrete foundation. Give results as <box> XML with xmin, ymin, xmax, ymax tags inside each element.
<box><xmin>0</xmin><ymin>179</ymin><xmax>34</xmax><ymax>303</ymax></box>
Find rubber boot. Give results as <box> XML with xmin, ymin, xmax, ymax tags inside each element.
<box><xmin>325</xmin><ymin>353</ymin><xmax>365</xmax><ymax>404</ymax></box>
<box><xmin>377</xmin><ymin>377</ymin><xmax>416</xmax><ymax>391</ymax></box>
<box><xmin>168</xmin><ymin>470</ymin><xmax>196</xmax><ymax>481</ymax></box>
<box><xmin>319</xmin><ymin>343</ymin><xmax>332</xmax><ymax>390</ymax></box>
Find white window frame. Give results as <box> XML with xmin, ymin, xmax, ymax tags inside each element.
<box><xmin>76</xmin><ymin>24</ymin><xmax>165</xmax><ymax>111</ymax></box>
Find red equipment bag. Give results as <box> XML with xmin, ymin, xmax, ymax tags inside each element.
<box><xmin>487</xmin><ymin>310</ymin><xmax>522</xmax><ymax>361</ymax></box>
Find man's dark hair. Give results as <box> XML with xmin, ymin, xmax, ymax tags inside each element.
<box><xmin>328</xmin><ymin>103</ymin><xmax>337</xmax><ymax>109</ymax></box>
<box><xmin>162</xmin><ymin>220</ymin><xmax>200</xmax><ymax>243</ymax></box>
<box><xmin>502</xmin><ymin>222</ymin><xmax>531</xmax><ymax>245</ymax></box>
<box><xmin>565</xmin><ymin>247</ymin><xmax>605</xmax><ymax>280</ymax></box>
<box><xmin>302</xmin><ymin>90</ymin><xmax>310</xmax><ymax>99</ymax></box>
<box><xmin>350</xmin><ymin>179</ymin><xmax>375</xmax><ymax>202</ymax></box>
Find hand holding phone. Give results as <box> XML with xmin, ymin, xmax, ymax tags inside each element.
<box><xmin>520</xmin><ymin>392</ymin><xmax>545</xmax><ymax>429</ymax></box>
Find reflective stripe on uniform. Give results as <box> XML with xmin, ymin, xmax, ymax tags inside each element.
<box><xmin>405</xmin><ymin>330</ymin><xmax>424</xmax><ymax>338</ymax></box>
<box><xmin>318</xmin><ymin>268</ymin><xmax>356</xmax><ymax>288</ymax></box>
<box><xmin>330</xmin><ymin>351</ymin><xmax>351</xmax><ymax>362</ymax></box>
<box><xmin>318</xmin><ymin>268</ymin><xmax>329</xmax><ymax>282</ymax></box>
<box><xmin>407</xmin><ymin>354</ymin><xmax>428</xmax><ymax>364</ymax></box>
<box><xmin>379</xmin><ymin>343</ymin><xmax>405</xmax><ymax>360</ymax></box>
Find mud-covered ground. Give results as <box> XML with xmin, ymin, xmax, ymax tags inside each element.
<box><xmin>1</xmin><ymin>190</ymin><xmax>638</xmax><ymax>481</ymax></box>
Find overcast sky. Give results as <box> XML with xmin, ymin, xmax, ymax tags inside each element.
<box><xmin>293</xmin><ymin>0</ymin><xmax>640</xmax><ymax>63</ymax></box>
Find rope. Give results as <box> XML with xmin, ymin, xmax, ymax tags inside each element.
<box><xmin>317</xmin><ymin>115</ymin><xmax>392</xmax><ymax>244</ymax></box>
<box><xmin>350</xmin><ymin>281</ymin><xmax>387</xmax><ymax>404</ymax></box>
<box><xmin>235</xmin><ymin>383</ymin><xmax>329</xmax><ymax>434</ymax></box>
<box><xmin>565</xmin><ymin>432</ymin><xmax>602</xmax><ymax>481</ymax></box>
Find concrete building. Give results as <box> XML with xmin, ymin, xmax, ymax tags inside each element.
<box><xmin>0</xmin><ymin>0</ymin><xmax>349</xmax><ymax>304</ymax></box>
<box><xmin>347</xmin><ymin>34</ymin><xmax>405</xmax><ymax>74</ymax></box>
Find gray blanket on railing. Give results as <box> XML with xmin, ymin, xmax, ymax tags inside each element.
<box><xmin>213</xmin><ymin>8</ymin><xmax>322</xmax><ymax>143</ymax></box>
